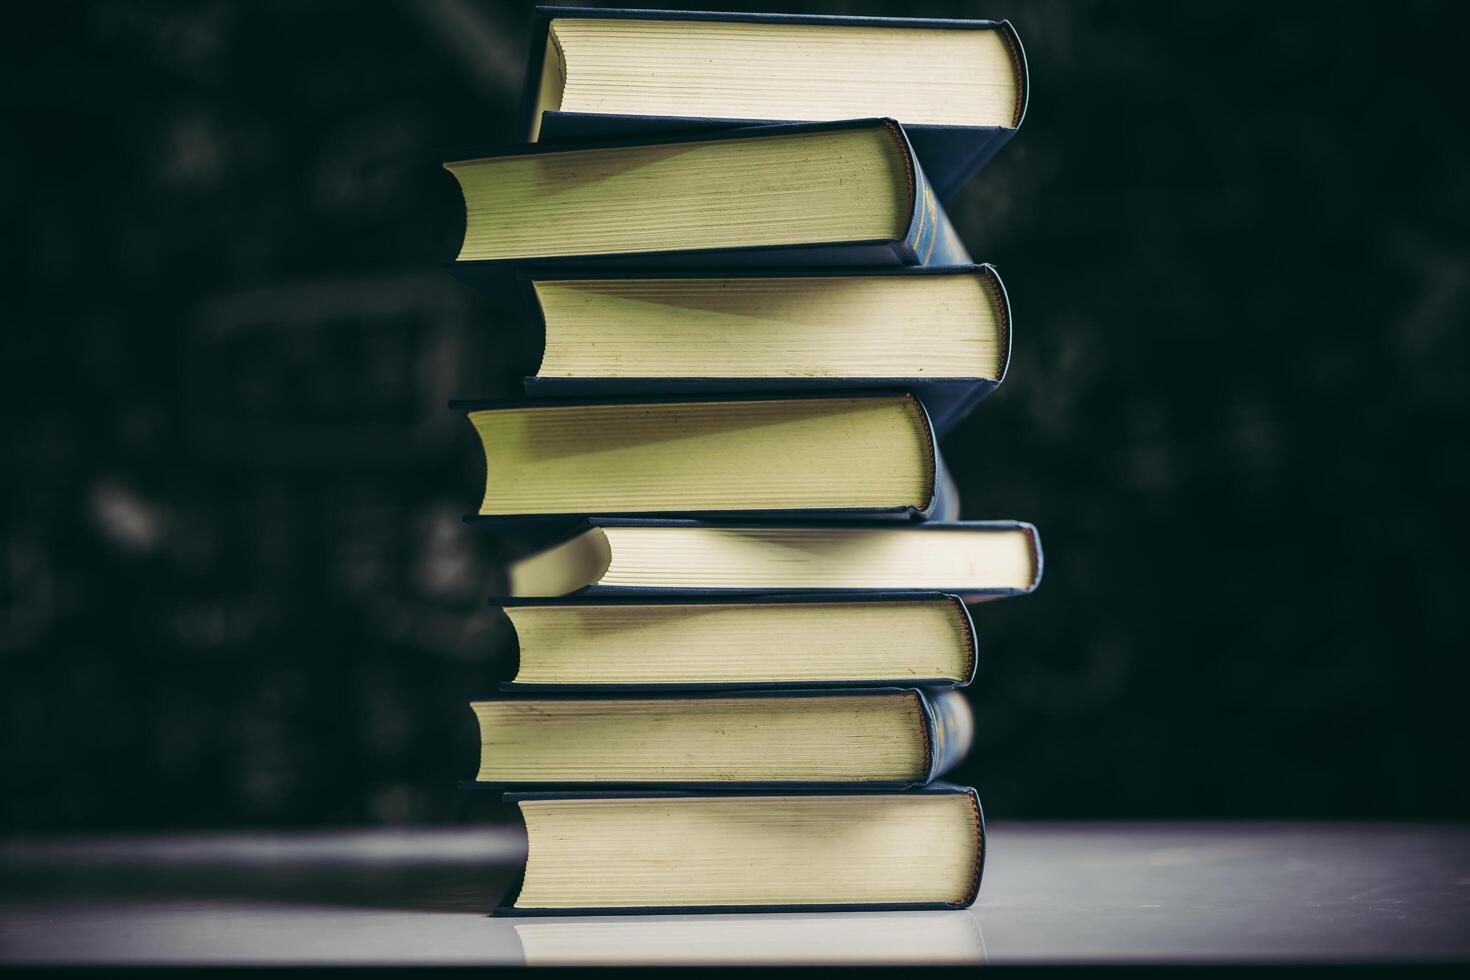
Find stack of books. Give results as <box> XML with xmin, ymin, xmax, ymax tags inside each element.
<box><xmin>444</xmin><ymin>7</ymin><xmax>1040</xmax><ymax>915</ymax></box>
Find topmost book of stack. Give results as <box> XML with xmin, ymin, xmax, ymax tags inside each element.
<box><xmin>522</xmin><ymin>6</ymin><xmax>1029</xmax><ymax>200</ymax></box>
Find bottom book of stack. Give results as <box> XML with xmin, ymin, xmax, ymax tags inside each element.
<box><xmin>497</xmin><ymin>784</ymin><xmax>984</xmax><ymax>915</ymax></box>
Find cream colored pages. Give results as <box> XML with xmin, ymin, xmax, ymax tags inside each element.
<box><xmin>516</xmin><ymin>793</ymin><xmax>981</xmax><ymax>907</ymax></box>
<box><xmin>533</xmin><ymin>271</ymin><xmax>1006</xmax><ymax>380</ymax></box>
<box><xmin>473</xmin><ymin>693</ymin><xmax>927</xmax><ymax>783</ymax></box>
<box><xmin>469</xmin><ymin>396</ymin><xmax>934</xmax><ymax>515</ymax></box>
<box><xmin>507</xmin><ymin>599</ymin><xmax>972</xmax><ymax>685</ymax></box>
<box><xmin>541</xmin><ymin>18</ymin><xmax>1020</xmax><ymax>128</ymax></box>
<box><xmin>447</xmin><ymin>124</ymin><xmax>911</xmax><ymax>261</ymax></box>
<box><xmin>598</xmin><ymin>525</ymin><xmax>1038</xmax><ymax>592</ymax></box>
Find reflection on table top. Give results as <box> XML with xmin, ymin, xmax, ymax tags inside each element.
<box><xmin>2</xmin><ymin>823</ymin><xmax>1466</xmax><ymax>965</ymax></box>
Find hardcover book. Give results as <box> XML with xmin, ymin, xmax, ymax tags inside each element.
<box><xmin>443</xmin><ymin>118</ymin><xmax>969</xmax><ymax>300</ymax></box>
<box><xmin>454</xmin><ymin>392</ymin><xmax>954</xmax><ymax>522</ymax></box>
<box><xmin>484</xmin><ymin>518</ymin><xmax>1042</xmax><ymax>602</ymax></box>
<box><xmin>512</xmin><ymin>264</ymin><xmax>1012</xmax><ymax>437</ymax></box>
<box><xmin>494</xmin><ymin>784</ymin><xmax>986</xmax><ymax>914</ymax></box>
<box><xmin>521</xmin><ymin>6</ymin><xmax>1028</xmax><ymax>200</ymax></box>
<box><xmin>494</xmin><ymin>593</ymin><xmax>979</xmax><ymax>691</ymax></box>
<box><xmin>469</xmin><ymin>686</ymin><xmax>973</xmax><ymax>787</ymax></box>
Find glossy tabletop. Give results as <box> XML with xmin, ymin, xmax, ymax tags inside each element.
<box><xmin>2</xmin><ymin>823</ymin><xmax>1466</xmax><ymax>965</ymax></box>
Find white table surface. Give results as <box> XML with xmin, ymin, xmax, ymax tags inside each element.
<box><xmin>2</xmin><ymin>822</ymin><xmax>1466</xmax><ymax>965</ymax></box>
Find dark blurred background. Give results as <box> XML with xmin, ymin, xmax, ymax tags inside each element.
<box><xmin>4</xmin><ymin>0</ymin><xmax>1467</xmax><ymax>831</ymax></box>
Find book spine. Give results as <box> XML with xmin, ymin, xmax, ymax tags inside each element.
<box><xmin>923</xmin><ymin>687</ymin><xmax>974</xmax><ymax>782</ymax></box>
<box><xmin>999</xmin><ymin>19</ymin><xmax>1030</xmax><ymax>129</ymax></box>
<box><xmin>519</xmin><ymin>11</ymin><xmax>551</xmax><ymax>139</ymax></box>
<box><xmin>982</xmin><ymin>264</ymin><xmax>1014</xmax><ymax>384</ymax></box>
<box><xmin>929</xmin><ymin>451</ymin><xmax>959</xmax><ymax>522</ymax></box>
<box><xmin>923</xmin><ymin>195</ymin><xmax>973</xmax><ymax>267</ymax></box>
<box><xmin>902</xmin><ymin>134</ymin><xmax>972</xmax><ymax>267</ymax></box>
<box><xmin>961</xmin><ymin>787</ymin><xmax>987</xmax><ymax>908</ymax></box>
<box><xmin>950</xmin><ymin>596</ymin><xmax>981</xmax><ymax>688</ymax></box>
<box><xmin>922</xmin><ymin>379</ymin><xmax>997</xmax><ymax>435</ymax></box>
<box><xmin>1026</xmin><ymin>521</ymin><xmax>1046</xmax><ymax>592</ymax></box>
<box><xmin>908</xmin><ymin>394</ymin><xmax>943</xmax><ymax>520</ymax></box>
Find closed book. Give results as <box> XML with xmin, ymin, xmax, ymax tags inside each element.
<box><xmin>493</xmin><ymin>592</ymin><xmax>979</xmax><ymax>692</ymax></box>
<box><xmin>443</xmin><ymin>118</ymin><xmax>969</xmax><ymax>301</ymax></box>
<box><xmin>480</xmin><ymin>518</ymin><xmax>1042</xmax><ymax>603</ymax></box>
<box><xmin>491</xmin><ymin>783</ymin><xmax>986</xmax><ymax>915</ymax></box>
<box><xmin>512</xmin><ymin>264</ymin><xmax>1012</xmax><ymax>437</ymax></box>
<box><xmin>452</xmin><ymin>392</ymin><xmax>954</xmax><ymax>523</ymax></box>
<box><xmin>467</xmin><ymin>686</ymin><xmax>972</xmax><ymax>789</ymax></box>
<box><xmin>521</xmin><ymin>6</ymin><xmax>1028</xmax><ymax>200</ymax></box>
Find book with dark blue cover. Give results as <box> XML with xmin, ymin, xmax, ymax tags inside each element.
<box><xmin>452</xmin><ymin>390</ymin><xmax>956</xmax><ymax>524</ymax></box>
<box><xmin>488</xmin><ymin>782</ymin><xmax>986</xmax><ymax>915</ymax></box>
<box><xmin>491</xmin><ymin>591</ymin><xmax>980</xmax><ymax>692</ymax></box>
<box><xmin>511</xmin><ymin>264</ymin><xmax>1012</xmax><ymax>438</ymax></box>
<box><xmin>467</xmin><ymin>685</ymin><xmax>973</xmax><ymax>791</ymax></box>
<box><xmin>473</xmin><ymin>517</ymin><xmax>1044</xmax><ymax>603</ymax></box>
<box><xmin>521</xmin><ymin>6</ymin><xmax>1029</xmax><ymax>201</ymax></box>
<box><xmin>444</xmin><ymin>117</ymin><xmax>970</xmax><ymax>304</ymax></box>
